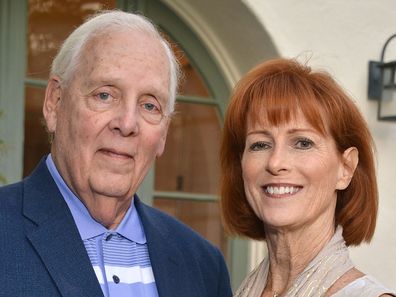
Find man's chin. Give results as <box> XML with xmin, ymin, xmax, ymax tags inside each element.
<box><xmin>89</xmin><ymin>176</ymin><xmax>135</xmax><ymax>199</ymax></box>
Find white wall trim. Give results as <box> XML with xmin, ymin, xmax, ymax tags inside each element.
<box><xmin>162</xmin><ymin>0</ymin><xmax>241</xmax><ymax>87</ymax></box>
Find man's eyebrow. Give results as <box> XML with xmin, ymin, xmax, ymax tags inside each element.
<box><xmin>84</xmin><ymin>77</ymin><xmax>121</xmax><ymax>87</ymax></box>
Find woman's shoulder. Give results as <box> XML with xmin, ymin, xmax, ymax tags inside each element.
<box><xmin>234</xmin><ymin>258</ymin><xmax>269</xmax><ymax>297</ymax></box>
<box><xmin>331</xmin><ymin>275</ymin><xmax>396</xmax><ymax>297</ymax></box>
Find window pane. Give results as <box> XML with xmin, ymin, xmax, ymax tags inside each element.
<box><xmin>178</xmin><ymin>53</ymin><xmax>211</xmax><ymax>97</ymax></box>
<box><xmin>23</xmin><ymin>86</ymin><xmax>49</xmax><ymax>176</ymax></box>
<box><xmin>27</xmin><ymin>0</ymin><xmax>116</xmax><ymax>79</ymax></box>
<box><xmin>153</xmin><ymin>197</ymin><xmax>228</xmax><ymax>257</ymax></box>
<box><xmin>155</xmin><ymin>103</ymin><xmax>222</xmax><ymax>194</ymax></box>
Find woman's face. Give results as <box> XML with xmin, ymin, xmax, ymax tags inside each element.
<box><xmin>241</xmin><ymin>111</ymin><xmax>354</xmax><ymax>232</ymax></box>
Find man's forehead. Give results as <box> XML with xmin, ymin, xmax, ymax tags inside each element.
<box><xmin>80</xmin><ymin>31</ymin><xmax>166</xmax><ymax>68</ymax></box>
<box><xmin>83</xmin><ymin>29</ymin><xmax>164</xmax><ymax>56</ymax></box>
<box><xmin>76</xmin><ymin>30</ymin><xmax>169</xmax><ymax>78</ymax></box>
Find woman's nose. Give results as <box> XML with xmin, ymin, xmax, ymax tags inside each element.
<box><xmin>266</xmin><ymin>145</ymin><xmax>290</xmax><ymax>175</ymax></box>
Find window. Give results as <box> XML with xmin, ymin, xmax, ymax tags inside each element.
<box><xmin>18</xmin><ymin>0</ymin><xmax>246</xmax><ymax>288</ymax></box>
<box><xmin>153</xmin><ymin>39</ymin><xmax>227</xmax><ymax>255</ymax></box>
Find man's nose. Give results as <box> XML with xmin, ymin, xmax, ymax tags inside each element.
<box><xmin>109</xmin><ymin>102</ymin><xmax>139</xmax><ymax>137</ymax></box>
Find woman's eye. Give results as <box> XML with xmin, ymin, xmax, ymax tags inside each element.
<box><xmin>295</xmin><ymin>138</ymin><xmax>314</xmax><ymax>149</ymax></box>
<box><xmin>249</xmin><ymin>141</ymin><xmax>271</xmax><ymax>151</ymax></box>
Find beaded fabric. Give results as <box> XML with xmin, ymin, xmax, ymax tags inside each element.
<box><xmin>234</xmin><ymin>226</ymin><xmax>354</xmax><ymax>297</ymax></box>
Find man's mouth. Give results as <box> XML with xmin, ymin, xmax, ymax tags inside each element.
<box><xmin>99</xmin><ymin>148</ymin><xmax>133</xmax><ymax>159</ymax></box>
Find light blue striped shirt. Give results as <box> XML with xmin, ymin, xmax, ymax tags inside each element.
<box><xmin>46</xmin><ymin>155</ymin><xmax>159</xmax><ymax>297</ymax></box>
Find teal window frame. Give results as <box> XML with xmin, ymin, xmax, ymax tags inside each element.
<box><xmin>0</xmin><ymin>0</ymin><xmax>27</xmax><ymax>185</ymax></box>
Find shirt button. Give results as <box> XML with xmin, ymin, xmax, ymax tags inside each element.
<box><xmin>105</xmin><ymin>234</ymin><xmax>113</xmax><ymax>241</ymax></box>
<box><xmin>113</xmin><ymin>275</ymin><xmax>120</xmax><ymax>284</ymax></box>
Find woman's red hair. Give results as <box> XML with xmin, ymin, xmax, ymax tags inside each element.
<box><xmin>220</xmin><ymin>58</ymin><xmax>377</xmax><ymax>246</ymax></box>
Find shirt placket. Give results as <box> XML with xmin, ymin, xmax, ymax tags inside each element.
<box><xmin>102</xmin><ymin>232</ymin><xmax>120</xmax><ymax>296</ymax></box>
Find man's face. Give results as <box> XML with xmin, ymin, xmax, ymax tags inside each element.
<box><xmin>44</xmin><ymin>30</ymin><xmax>170</xmax><ymax>227</ymax></box>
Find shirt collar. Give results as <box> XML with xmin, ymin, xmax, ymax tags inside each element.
<box><xmin>45</xmin><ymin>154</ymin><xmax>146</xmax><ymax>244</ymax></box>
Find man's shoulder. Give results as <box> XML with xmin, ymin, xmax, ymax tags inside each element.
<box><xmin>0</xmin><ymin>181</ymin><xmax>26</xmax><ymax>238</ymax></box>
<box><xmin>0</xmin><ymin>180</ymin><xmax>24</xmax><ymax>207</ymax></box>
<box><xmin>136</xmin><ymin>199</ymin><xmax>220</xmax><ymax>253</ymax></box>
<box><xmin>138</xmin><ymin>200</ymin><xmax>207</xmax><ymax>238</ymax></box>
<box><xmin>135</xmin><ymin>199</ymin><xmax>232</xmax><ymax>296</ymax></box>
<box><xmin>0</xmin><ymin>159</ymin><xmax>55</xmax><ymax>216</ymax></box>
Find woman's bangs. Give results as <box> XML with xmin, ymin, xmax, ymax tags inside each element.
<box><xmin>247</xmin><ymin>74</ymin><xmax>326</xmax><ymax>134</ymax></box>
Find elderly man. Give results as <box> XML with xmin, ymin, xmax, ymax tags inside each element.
<box><xmin>0</xmin><ymin>11</ymin><xmax>232</xmax><ymax>297</ymax></box>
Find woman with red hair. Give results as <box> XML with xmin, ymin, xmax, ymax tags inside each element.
<box><xmin>221</xmin><ymin>58</ymin><xmax>395</xmax><ymax>296</ymax></box>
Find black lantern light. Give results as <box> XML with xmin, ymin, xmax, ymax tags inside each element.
<box><xmin>368</xmin><ymin>33</ymin><xmax>396</xmax><ymax>121</ymax></box>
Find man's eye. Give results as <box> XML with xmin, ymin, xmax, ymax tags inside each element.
<box><xmin>249</xmin><ymin>141</ymin><xmax>270</xmax><ymax>151</ymax></box>
<box><xmin>142</xmin><ymin>102</ymin><xmax>160</xmax><ymax>112</ymax></box>
<box><xmin>97</xmin><ymin>92</ymin><xmax>111</xmax><ymax>101</ymax></box>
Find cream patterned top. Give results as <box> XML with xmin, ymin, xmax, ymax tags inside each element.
<box><xmin>332</xmin><ymin>275</ymin><xmax>395</xmax><ymax>297</ymax></box>
<box><xmin>234</xmin><ymin>227</ymin><xmax>396</xmax><ymax>297</ymax></box>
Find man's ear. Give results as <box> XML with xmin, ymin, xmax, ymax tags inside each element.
<box><xmin>336</xmin><ymin>147</ymin><xmax>359</xmax><ymax>190</ymax></box>
<box><xmin>43</xmin><ymin>77</ymin><xmax>62</xmax><ymax>133</ymax></box>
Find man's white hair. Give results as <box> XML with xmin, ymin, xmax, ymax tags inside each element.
<box><xmin>51</xmin><ymin>10</ymin><xmax>180</xmax><ymax>114</ymax></box>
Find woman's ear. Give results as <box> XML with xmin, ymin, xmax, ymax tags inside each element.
<box><xmin>43</xmin><ymin>77</ymin><xmax>61</xmax><ymax>133</ymax></box>
<box><xmin>336</xmin><ymin>147</ymin><xmax>359</xmax><ymax>190</ymax></box>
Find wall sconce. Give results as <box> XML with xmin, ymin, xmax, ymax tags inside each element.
<box><xmin>368</xmin><ymin>33</ymin><xmax>396</xmax><ymax>121</ymax></box>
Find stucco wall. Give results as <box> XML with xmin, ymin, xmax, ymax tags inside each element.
<box><xmin>243</xmin><ymin>0</ymin><xmax>396</xmax><ymax>289</ymax></box>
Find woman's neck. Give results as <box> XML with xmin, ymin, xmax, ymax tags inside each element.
<box><xmin>262</xmin><ymin>223</ymin><xmax>335</xmax><ymax>296</ymax></box>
